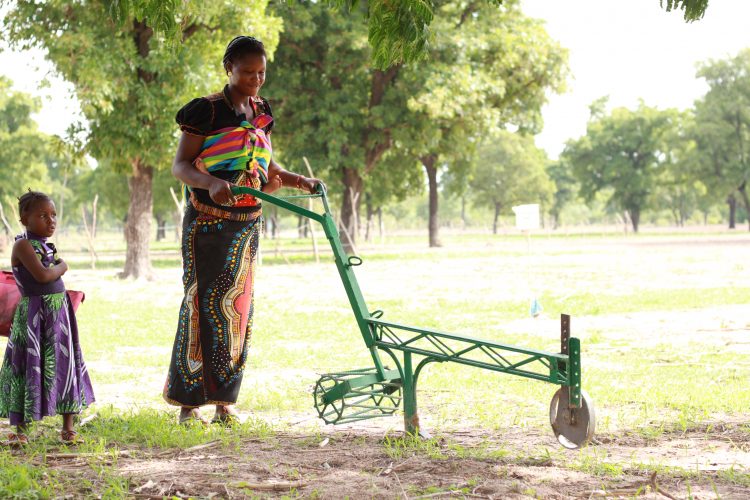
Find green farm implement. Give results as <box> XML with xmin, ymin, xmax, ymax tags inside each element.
<box><xmin>232</xmin><ymin>186</ymin><xmax>595</xmax><ymax>448</ymax></box>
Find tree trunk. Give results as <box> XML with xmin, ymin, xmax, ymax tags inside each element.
<box><xmin>270</xmin><ymin>211</ymin><xmax>278</xmax><ymax>239</ymax></box>
<box><xmin>121</xmin><ymin>158</ymin><xmax>154</xmax><ymax>279</ymax></box>
<box><xmin>365</xmin><ymin>193</ymin><xmax>373</xmax><ymax>242</ymax></box>
<box><xmin>670</xmin><ymin>208</ymin><xmax>679</xmax><ymax>227</ymax></box>
<box><xmin>297</xmin><ymin>215</ymin><xmax>309</xmax><ymax>238</ymax></box>
<box><xmin>738</xmin><ymin>182</ymin><xmax>750</xmax><ymax>231</ymax></box>
<box><xmin>461</xmin><ymin>196</ymin><xmax>467</xmax><ymax>230</ymax></box>
<box><xmin>727</xmin><ymin>194</ymin><xmax>737</xmax><ymax>229</ymax></box>
<box><xmin>169</xmin><ymin>186</ymin><xmax>184</xmax><ymax>242</ymax></box>
<box><xmin>422</xmin><ymin>155</ymin><xmax>441</xmax><ymax>248</ymax></box>
<box><xmin>377</xmin><ymin>207</ymin><xmax>383</xmax><ymax>240</ymax></box>
<box><xmin>156</xmin><ymin>216</ymin><xmax>166</xmax><ymax>241</ymax></box>
<box><xmin>340</xmin><ymin>167</ymin><xmax>363</xmax><ymax>254</ymax></box>
<box><xmin>59</xmin><ymin>171</ymin><xmax>68</xmax><ymax>234</ymax></box>
<box><xmin>493</xmin><ymin>202</ymin><xmax>501</xmax><ymax>235</ymax></box>
<box><xmin>629</xmin><ymin>208</ymin><xmax>640</xmax><ymax>233</ymax></box>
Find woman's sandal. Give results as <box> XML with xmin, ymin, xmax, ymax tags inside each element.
<box><xmin>6</xmin><ymin>433</ymin><xmax>29</xmax><ymax>447</ymax></box>
<box><xmin>60</xmin><ymin>430</ymin><xmax>85</xmax><ymax>444</ymax></box>
<box><xmin>179</xmin><ymin>408</ymin><xmax>208</xmax><ymax>426</ymax></box>
<box><xmin>211</xmin><ymin>406</ymin><xmax>240</xmax><ymax>426</ymax></box>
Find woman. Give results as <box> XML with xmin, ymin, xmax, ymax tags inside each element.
<box><xmin>163</xmin><ymin>36</ymin><xmax>323</xmax><ymax>424</ymax></box>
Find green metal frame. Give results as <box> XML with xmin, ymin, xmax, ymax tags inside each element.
<box><xmin>231</xmin><ymin>186</ymin><xmax>584</xmax><ymax>434</ymax></box>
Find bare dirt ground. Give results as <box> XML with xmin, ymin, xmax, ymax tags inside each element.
<box><xmin>7</xmin><ymin>417</ymin><xmax>747</xmax><ymax>499</ymax></box>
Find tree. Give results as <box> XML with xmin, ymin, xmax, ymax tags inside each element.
<box><xmin>267</xmin><ymin>0</ymin><xmax>566</xmax><ymax>250</ymax></box>
<box><xmin>693</xmin><ymin>49</ymin><xmax>750</xmax><ymax>231</ymax></box>
<box><xmin>153</xmin><ymin>168</ymin><xmax>183</xmax><ymax>242</ymax></box>
<box><xmin>265</xmin><ymin>2</ymin><xmax>415</xmax><ymax>252</ymax></box>
<box><xmin>398</xmin><ymin>0</ymin><xmax>567</xmax><ymax>246</ymax></box>
<box><xmin>0</xmin><ymin>77</ymin><xmax>54</xmax><ymax>239</ymax></box>
<box><xmin>105</xmin><ymin>0</ymin><xmax>708</xmax><ymax>69</ymax></box>
<box><xmin>469</xmin><ymin>131</ymin><xmax>553</xmax><ymax>234</ymax></box>
<box><xmin>2</xmin><ymin>0</ymin><xmax>282</xmax><ymax>278</ymax></box>
<box><xmin>546</xmin><ymin>160</ymin><xmax>577</xmax><ymax>229</ymax></box>
<box><xmin>660</xmin><ymin>0</ymin><xmax>709</xmax><ymax>21</ymax></box>
<box><xmin>563</xmin><ymin>100</ymin><xmax>677</xmax><ymax>232</ymax></box>
<box><xmin>653</xmin><ymin>112</ymin><xmax>707</xmax><ymax>227</ymax></box>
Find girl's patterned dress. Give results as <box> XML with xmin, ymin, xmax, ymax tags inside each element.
<box><xmin>0</xmin><ymin>232</ymin><xmax>95</xmax><ymax>425</ymax></box>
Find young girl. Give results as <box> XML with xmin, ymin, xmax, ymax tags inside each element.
<box><xmin>0</xmin><ymin>191</ymin><xmax>95</xmax><ymax>445</ymax></box>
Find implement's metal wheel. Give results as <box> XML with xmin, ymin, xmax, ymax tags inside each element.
<box><xmin>549</xmin><ymin>387</ymin><xmax>595</xmax><ymax>449</ymax></box>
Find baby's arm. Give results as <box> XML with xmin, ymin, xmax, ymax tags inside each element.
<box><xmin>262</xmin><ymin>174</ymin><xmax>283</xmax><ymax>194</ymax></box>
<box><xmin>263</xmin><ymin>159</ymin><xmax>321</xmax><ymax>194</ymax></box>
<box><xmin>12</xmin><ymin>239</ymin><xmax>68</xmax><ymax>283</ymax></box>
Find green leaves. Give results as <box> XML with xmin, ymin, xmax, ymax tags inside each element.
<box><xmin>469</xmin><ymin>130</ymin><xmax>553</xmax><ymax>212</ymax></box>
<box><xmin>659</xmin><ymin>0</ymin><xmax>709</xmax><ymax>22</ymax></box>
<box><xmin>693</xmin><ymin>49</ymin><xmax>750</xmax><ymax>226</ymax></box>
<box><xmin>367</xmin><ymin>0</ymin><xmax>433</xmax><ymax>69</ymax></box>
<box><xmin>563</xmin><ymin>102</ymin><xmax>679</xmax><ymax>231</ymax></box>
<box><xmin>106</xmin><ymin>0</ymin><xmax>190</xmax><ymax>44</ymax></box>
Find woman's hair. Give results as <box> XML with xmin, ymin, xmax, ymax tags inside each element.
<box><xmin>18</xmin><ymin>190</ymin><xmax>52</xmax><ymax>216</ymax></box>
<box><xmin>223</xmin><ymin>36</ymin><xmax>266</xmax><ymax>71</ymax></box>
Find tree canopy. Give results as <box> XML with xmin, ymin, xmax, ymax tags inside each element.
<box><xmin>469</xmin><ymin>130</ymin><xmax>553</xmax><ymax>234</ymax></box>
<box><xmin>101</xmin><ymin>0</ymin><xmax>708</xmax><ymax>69</ymax></box>
<box><xmin>693</xmin><ymin>49</ymin><xmax>750</xmax><ymax>230</ymax></box>
<box><xmin>562</xmin><ymin>101</ymin><xmax>678</xmax><ymax>232</ymax></box>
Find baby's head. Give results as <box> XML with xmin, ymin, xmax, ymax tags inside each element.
<box><xmin>18</xmin><ymin>190</ymin><xmax>57</xmax><ymax>237</ymax></box>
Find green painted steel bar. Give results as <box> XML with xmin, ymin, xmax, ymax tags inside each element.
<box><xmin>368</xmin><ymin>318</ymin><xmax>569</xmax><ymax>384</ymax></box>
<box><xmin>402</xmin><ymin>351</ymin><xmax>418</xmax><ymax>434</ymax></box>
<box><xmin>231</xmin><ymin>186</ymin><xmax>387</xmax><ymax>378</ymax></box>
<box><xmin>567</xmin><ymin>337</ymin><xmax>582</xmax><ymax>408</ymax></box>
<box><xmin>321</xmin><ymin>369</ymin><xmax>401</xmax><ymax>405</ymax></box>
<box><xmin>369</xmin><ymin>318</ymin><xmax>569</xmax><ymax>361</ymax></box>
<box><xmin>230</xmin><ymin>186</ymin><xmax>324</xmax><ymax>222</ymax></box>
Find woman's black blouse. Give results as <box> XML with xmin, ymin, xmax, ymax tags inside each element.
<box><xmin>175</xmin><ymin>85</ymin><xmax>273</xmax><ymax>215</ymax></box>
<box><xmin>176</xmin><ymin>85</ymin><xmax>273</xmax><ymax>136</ymax></box>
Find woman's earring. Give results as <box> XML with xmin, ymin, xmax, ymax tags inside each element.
<box><xmin>228</xmin><ymin>72</ymin><xmax>233</xmax><ymax>77</ymax></box>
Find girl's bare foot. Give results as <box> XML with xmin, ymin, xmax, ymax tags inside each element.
<box><xmin>6</xmin><ymin>432</ymin><xmax>29</xmax><ymax>447</ymax></box>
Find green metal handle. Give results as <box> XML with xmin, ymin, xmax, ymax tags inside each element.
<box><xmin>230</xmin><ymin>185</ymin><xmax>326</xmax><ymax>223</ymax></box>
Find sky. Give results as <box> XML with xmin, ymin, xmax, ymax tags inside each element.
<box><xmin>1</xmin><ymin>1</ymin><xmax>749</xmax><ymax>159</ymax></box>
<box><xmin>521</xmin><ymin>0</ymin><xmax>750</xmax><ymax>158</ymax></box>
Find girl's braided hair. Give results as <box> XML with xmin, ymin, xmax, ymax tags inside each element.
<box><xmin>18</xmin><ymin>190</ymin><xmax>51</xmax><ymax>216</ymax></box>
<box><xmin>223</xmin><ymin>36</ymin><xmax>266</xmax><ymax>72</ymax></box>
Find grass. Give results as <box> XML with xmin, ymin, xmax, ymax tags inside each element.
<box><xmin>52</xmin><ymin>229</ymin><xmax>750</xmax><ymax>431</ymax></box>
<box><xmin>0</xmin><ymin>229</ymin><xmax>748</xmax><ymax>497</ymax></box>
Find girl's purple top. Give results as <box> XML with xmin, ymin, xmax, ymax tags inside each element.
<box><xmin>12</xmin><ymin>232</ymin><xmax>65</xmax><ymax>296</ymax></box>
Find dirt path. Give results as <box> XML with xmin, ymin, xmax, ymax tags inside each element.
<box><xmin>10</xmin><ymin>418</ymin><xmax>745</xmax><ymax>499</ymax></box>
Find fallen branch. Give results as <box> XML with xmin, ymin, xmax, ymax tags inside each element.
<box><xmin>183</xmin><ymin>440</ymin><xmax>222</xmax><ymax>453</ymax></box>
<box><xmin>412</xmin><ymin>490</ymin><xmax>486</xmax><ymax>499</ymax></box>
<box><xmin>584</xmin><ymin>472</ymin><xmax>677</xmax><ymax>499</ymax></box>
<box><xmin>45</xmin><ymin>449</ymin><xmax>133</xmax><ymax>459</ymax></box>
<box><xmin>394</xmin><ymin>472</ymin><xmax>408</xmax><ymax>500</ymax></box>
<box><xmin>228</xmin><ymin>480</ymin><xmax>308</xmax><ymax>491</ymax></box>
<box><xmin>79</xmin><ymin>413</ymin><xmax>98</xmax><ymax>426</ymax></box>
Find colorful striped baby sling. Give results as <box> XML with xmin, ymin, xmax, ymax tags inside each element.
<box><xmin>190</xmin><ymin>113</ymin><xmax>273</xmax><ymax>207</ymax></box>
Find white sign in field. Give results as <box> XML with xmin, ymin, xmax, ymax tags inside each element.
<box><xmin>512</xmin><ymin>204</ymin><xmax>540</xmax><ymax>231</ymax></box>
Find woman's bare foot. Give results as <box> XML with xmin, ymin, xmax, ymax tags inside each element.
<box><xmin>179</xmin><ymin>407</ymin><xmax>208</xmax><ymax>425</ymax></box>
<box><xmin>212</xmin><ymin>405</ymin><xmax>239</xmax><ymax>426</ymax></box>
